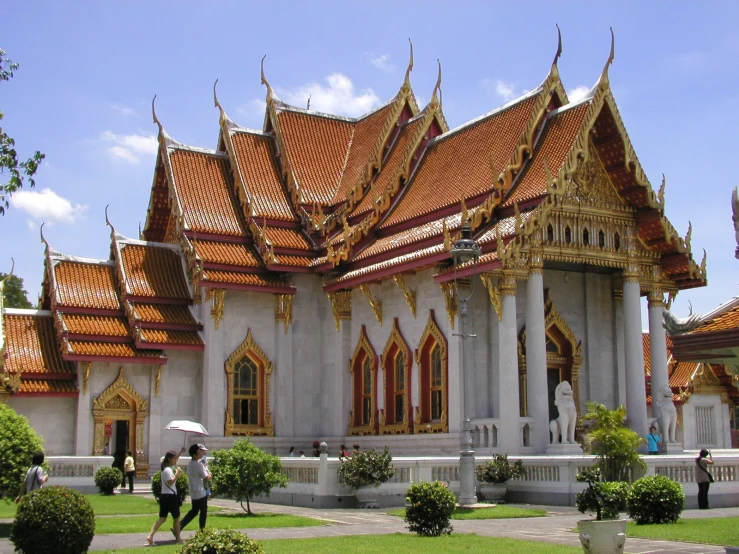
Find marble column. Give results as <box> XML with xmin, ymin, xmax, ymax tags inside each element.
<box><xmin>647</xmin><ymin>289</ymin><xmax>669</xmax><ymax>401</ymax></box>
<box><xmin>201</xmin><ymin>289</ymin><xmax>226</xmax><ymax>437</ymax></box>
<box><xmin>525</xmin><ymin>265</ymin><xmax>548</xmax><ymax>453</ymax></box>
<box><xmin>273</xmin><ymin>310</ymin><xmax>294</xmax><ymax>437</ymax></box>
<box><xmin>498</xmin><ymin>271</ymin><xmax>520</xmax><ymax>452</ymax></box>
<box><xmin>622</xmin><ymin>270</ymin><xmax>648</xmax><ymax>437</ymax></box>
<box><xmin>74</xmin><ymin>361</ymin><xmax>93</xmax><ymax>455</ymax></box>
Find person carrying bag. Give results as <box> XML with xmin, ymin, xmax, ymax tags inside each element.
<box><xmin>15</xmin><ymin>452</ymin><xmax>49</xmax><ymax>503</ymax></box>
<box><xmin>695</xmin><ymin>448</ymin><xmax>714</xmax><ymax>509</ymax></box>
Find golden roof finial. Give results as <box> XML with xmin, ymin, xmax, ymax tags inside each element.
<box><xmin>658</xmin><ymin>173</ymin><xmax>666</xmax><ymax>208</ymax></box>
<box><xmin>684</xmin><ymin>221</ymin><xmax>692</xmax><ymax>249</ymax></box>
<box><xmin>700</xmin><ymin>248</ymin><xmax>707</xmax><ymax>274</ymax></box>
<box><xmin>552</xmin><ymin>24</ymin><xmax>563</xmax><ymax>67</ymax></box>
<box><xmin>402</xmin><ymin>38</ymin><xmax>414</xmax><ymax>92</ymax></box>
<box><xmin>430</xmin><ymin>59</ymin><xmax>442</xmax><ymax>109</ymax></box>
<box><xmin>261</xmin><ymin>55</ymin><xmax>276</xmax><ymax>104</ymax></box>
<box><xmin>40</xmin><ymin>222</ymin><xmax>50</xmax><ymax>254</ymax></box>
<box><xmin>513</xmin><ymin>201</ymin><xmax>522</xmax><ymax>234</ymax></box>
<box><xmin>600</xmin><ymin>27</ymin><xmax>615</xmax><ymax>85</ymax></box>
<box><xmin>460</xmin><ymin>196</ymin><xmax>469</xmax><ymax>225</ymax></box>
<box><xmin>152</xmin><ymin>95</ymin><xmax>164</xmax><ymax>136</ymax></box>
<box><xmin>213</xmin><ymin>79</ymin><xmax>228</xmax><ymax>124</ymax></box>
<box><xmin>443</xmin><ymin>218</ymin><xmax>452</xmax><ymax>251</ymax></box>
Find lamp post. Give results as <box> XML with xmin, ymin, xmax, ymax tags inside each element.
<box><xmin>450</xmin><ymin>220</ymin><xmax>481</xmax><ymax>506</ymax></box>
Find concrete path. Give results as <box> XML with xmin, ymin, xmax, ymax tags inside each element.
<box><xmin>1</xmin><ymin>496</ymin><xmax>736</xmax><ymax>553</ymax></box>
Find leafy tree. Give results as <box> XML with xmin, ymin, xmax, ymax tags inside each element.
<box><xmin>210</xmin><ymin>439</ymin><xmax>288</xmax><ymax>515</ymax></box>
<box><xmin>582</xmin><ymin>401</ymin><xmax>645</xmax><ymax>482</ymax></box>
<box><xmin>1</xmin><ymin>48</ymin><xmax>45</xmax><ymax>215</ymax></box>
<box><xmin>0</xmin><ymin>403</ymin><xmax>44</xmax><ymax>501</ymax></box>
<box><xmin>0</xmin><ymin>273</ymin><xmax>32</xmax><ymax>309</ymax></box>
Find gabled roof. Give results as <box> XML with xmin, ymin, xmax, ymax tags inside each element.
<box><xmin>115</xmin><ymin>237</ymin><xmax>192</xmax><ymax>301</ymax></box>
<box><xmin>3</xmin><ymin>310</ymin><xmax>75</xmax><ymax>375</ymax></box>
<box><xmin>51</xmin><ymin>257</ymin><xmax>120</xmax><ymax>311</ymax></box>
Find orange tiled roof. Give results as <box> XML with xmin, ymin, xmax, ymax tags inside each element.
<box><xmin>353</xmin><ymin>115</ymin><xmax>426</xmax><ymax>216</ymax></box>
<box><xmin>380</xmin><ymin>95</ymin><xmax>540</xmax><ymax>229</ymax></box>
<box><xmin>139</xmin><ymin>328</ymin><xmax>203</xmax><ymax>346</ymax></box>
<box><xmin>202</xmin><ymin>269</ymin><xmax>292</xmax><ymax>288</ymax></box>
<box><xmin>119</xmin><ymin>243</ymin><xmax>191</xmax><ymax>300</ymax></box>
<box><xmin>669</xmin><ymin>362</ymin><xmax>698</xmax><ymax>388</ymax></box>
<box><xmin>4</xmin><ymin>312</ymin><xmax>75</xmax><ymax>374</ymax></box>
<box><xmin>331</xmin><ymin>243</ymin><xmax>445</xmax><ymax>285</ymax></box>
<box><xmin>193</xmin><ymin>240</ymin><xmax>261</xmax><ymax>267</ymax></box>
<box><xmin>277</xmin><ymin>110</ymin><xmax>355</xmax><ymax>204</ymax></box>
<box><xmin>503</xmin><ymin>102</ymin><xmax>590</xmax><ymax>207</ymax></box>
<box><xmin>331</xmin><ymin>104</ymin><xmax>396</xmax><ymax>204</ymax></box>
<box><xmin>59</xmin><ymin>313</ymin><xmax>129</xmax><ymax>337</ymax></box>
<box><xmin>264</xmin><ymin>227</ymin><xmax>313</xmax><ymax>250</ymax></box>
<box><xmin>354</xmin><ymin>214</ymin><xmax>457</xmax><ymax>262</ymax></box>
<box><xmin>230</xmin><ymin>131</ymin><xmax>296</xmax><ymax>221</ymax></box>
<box><xmin>688</xmin><ymin>305</ymin><xmax>739</xmax><ymax>334</ymax></box>
<box><xmin>273</xmin><ymin>254</ymin><xmax>314</xmax><ymax>267</ymax></box>
<box><xmin>132</xmin><ymin>304</ymin><xmax>197</xmax><ymax>326</ymax></box>
<box><xmin>169</xmin><ymin>149</ymin><xmax>245</xmax><ymax>237</ymax></box>
<box><xmin>53</xmin><ymin>261</ymin><xmax>120</xmax><ymax>311</ymax></box>
<box><xmin>66</xmin><ymin>340</ymin><xmax>163</xmax><ymax>359</ymax></box>
<box><xmin>476</xmin><ymin>212</ymin><xmax>531</xmax><ymax>246</ymax></box>
<box><xmin>19</xmin><ymin>379</ymin><xmax>78</xmax><ymax>394</ymax></box>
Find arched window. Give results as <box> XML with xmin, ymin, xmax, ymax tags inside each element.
<box><xmin>414</xmin><ymin>311</ymin><xmax>448</xmax><ymax>433</ymax></box>
<box><xmin>564</xmin><ymin>226</ymin><xmax>572</xmax><ymax>244</ymax></box>
<box><xmin>598</xmin><ymin>229</ymin><xmax>605</xmax><ymax>248</ymax></box>
<box><xmin>348</xmin><ymin>326</ymin><xmax>378</xmax><ymax>436</ymax></box>
<box><xmin>380</xmin><ymin>319</ymin><xmax>411</xmax><ymax>435</ymax></box>
<box><xmin>225</xmin><ymin>330</ymin><xmax>274</xmax><ymax>436</ymax></box>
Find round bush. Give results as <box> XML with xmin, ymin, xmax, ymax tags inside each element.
<box><xmin>11</xmin><ymin>485</ymin><xmax>95</xmax><ymax>554</ymax></box>
<box><xmin>0</xmin><ymin>404</ymin><xmax>43</xmax><ymax>501</ymax></box>
<box><xmin>94</xmin><ymin>467</ymin><xmax>122</xmax><ymax>495</ymax></box>
<box><xmin>627</xmin><ymin>475</ymin><xmax>684</xmax><ymax>525</ymax></box>
<box><xmin>404</xmin><ymin>480</ymin><xmax>456</xmax><ymax>536</ymax></box>
<box><xmin>152</xmin><ymin>470</ymin><xmax>189</xmax><ymax>505</ymax></box>
<box><xmin>179</xmin><ymin>528</ymin><xmax>264</xmax><ymax>554</ymax></box>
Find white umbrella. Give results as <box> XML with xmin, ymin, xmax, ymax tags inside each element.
<box><xmin>164</xmin><ymin>420</ymin><xmax>209</xmax><ymax>448</ymax></box>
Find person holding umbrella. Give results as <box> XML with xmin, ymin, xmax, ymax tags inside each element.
<box><xmin>179</xmin><ymin>443</ymin><xmax>212</xmax><ymax>532</ymax></box>
<box><xmin>146</xmin><ymin>448</ymin><xmax>186</xmax><ymax>545</ymax></box>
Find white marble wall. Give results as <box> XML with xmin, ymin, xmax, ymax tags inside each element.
<box><xmin>682</xmin><ymin>394</ymin><xmax>732</xmax><ymax>449</ymax></box>
<box><xmin>8</xmin><ymin>397</ymin><xmax>77</xmax><ymax>455</ymax></box>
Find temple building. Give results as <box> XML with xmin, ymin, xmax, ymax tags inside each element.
<box><xmin>1</xmin><ymin>35</ymin><xmax>736</xmax><ymax>475</ymax></box>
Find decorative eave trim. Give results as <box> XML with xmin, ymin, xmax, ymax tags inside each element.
<box><xmin>63</xmin><ymin>354</ymin><xmax>168</xmax><ymax>364</ymax></box>
<box><xmin>199</xmin><ymin>280</ymin><xmax>297</xmax><ymax>295</ymax></box>
<box><xmin>134</xmin><ymin>342</ymin><xmax>205</xmax><ymax>352</ymax></box>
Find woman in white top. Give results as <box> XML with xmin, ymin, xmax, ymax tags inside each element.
<box><xmin>146</xmin><ymin>448</ymin><xmax>185</xmax><ymax>545</ymax></box>
<box><xmin>180</xmin><ymin>443</ymin><xmax>212</xmax><ymax>531</ymax></box>
<box><xmin>15</xmin><ymin>451</ymin><xmax>49</xmax><ymax>503</ymax></box>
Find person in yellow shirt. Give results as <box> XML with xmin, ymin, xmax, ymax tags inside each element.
<box><xmin>124</xmin><ymin>451</ymin><xmax>136</xmax><ymax>493</ymax></box>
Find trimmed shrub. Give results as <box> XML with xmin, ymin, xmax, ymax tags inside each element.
<box><xmin>179</xmin><ymin>528</ymin><xmax>264</xmax><ymax>554</ymax></box>
<box><xmin>475</xmin><ymin>454</ymin><xmax>525</xmax><ymax>484</ymax></box>
<box><xmin>337</xmin><ymin>446</ymin><xmax>395</xmax><ymax>489</ymax></box>
<box><xmin>95</xmin><ymin>467</ymin><xmax>122</xmax><ymax>495</ymax></box>
<box><xmin>575</xmin><ymin>468</ymin><xmax>628</xmax><ymax>521</ymax></box>
<box><xmin>0</xmin><ymin>404</ymin><xmax>44</xmax><ymax>501</ymax></box>
<box><xmin>404</xmin><ymin>480</ymin><xmax>456</xmax><ymax>536</ymax></box>
<box><xmin>11</xmin><ymin>485</ymin><xmax>95</xmax><ymax>554</ymax></box>
<box><xmin>152</xmin><ymin>470</ymin><xmax>189</xmax><ymax>505</ymax></box>
<box><xmin>627</xmin><ymin>475</ymin><xmax>684</xmax><ymax>525</ymax></box>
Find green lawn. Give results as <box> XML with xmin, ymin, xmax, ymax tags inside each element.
<box><xmin>626</xmin><ymin>517</ymin><xmax>739</xmax><ymax>547</ymax></box>
<box><xmin>95</xmin><ymin>511</ymin><xmax>326</xmax><ymax>534</ymax></box>
<box><xmin>98</xmin><ymin>533</ymin><xmax>582</xmax><ymax>554</ymax></box>
<box><xmin>387</xmin><ymin>505</ymin><xmax>547</xmax><ymax>520</ymax></box>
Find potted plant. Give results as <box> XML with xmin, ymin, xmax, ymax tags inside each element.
<box><xmin>583</xmin><ymin>401</ymin><xmax>645</xmax><ymax>482</ymax></box>
<box><xmin>575</xmin><ymin>468</ymin><xmax>628</xmax><ymax>554</ymax></box>
<box><xmin>475</xmin><ymin>454</ymin><xmax>525</xmax><ymax>503</ymax></box>
<box><xmin>337</xmin><ymin>446</ymin><xmax>395</xmax><ymax>508</ymax></box>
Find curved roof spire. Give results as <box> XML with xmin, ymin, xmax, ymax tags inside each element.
<box><xmin>600</xmin><ymin>27</ymin><xmax>615</xmax><ymax>85</ymax></box>
<box><xmin>104</xmin><ymin>204</ymin><xmax>115</xmax><ymax>231</ymax></box>
<box><xmin>402</xmin><ymin>38</ymin><xmax>414</xmax><ymax>92</ymax></box>
<box><xmin>552</xmin><ymin>24</ymin><xmax>563</xmax><ymax>67</ymax></box>
<box><xmin>261</xmin><ymin>55</ymin><xmax>278</xmax><ymax>105</ymax></box>
<box><xmin>430</xmin><ymin>59</ymin><xmax>442</xmax><ymax>109</ymax></box>
<box><xmin>5</xmin><ymin>257</ymin><xmax>14</xmax><ymax>278</ymax></box>
<box><xmin>151</xmin><ymin>94</ymin><xmax>175</xmax><ymax>146</ymax></box>
<box><xmin>40</xmin><ymin>222</ymin><xmax>51</xmax><ymax>254</ymax></box>
<box><xmin>213</xmin><ymin>79</ymin><xmax>226</xmax><ymax>121</ymax></box>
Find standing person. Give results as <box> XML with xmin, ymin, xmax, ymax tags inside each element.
<box><xmin>695</xmin><ymin>448</ymin><xmax>714</xmax><ymax>510</ymax></box>
<box><xmin>646</xmin><ymin>426</ymin><xmax>661</xmax><ymax>455</ymax></box>
<box><xmin>15</xmin><ymin>451</ymin><xmax>49</xmax><ymax>503</ymax></box>
<box><xmin>179</xmin><ymin>444</ymin><xmax>212</xmax><ymax>532</ymax></box>
<box><xmin>338</xmin><ymin>444</ymin><xmax>350</xmax><ymax>459</ymax></box>
<box><xmin>146</xmin><ymin>449</ymin><xmax>185</xmax><ymax>545</ymax></box>
<box><xmin>352</xmin><ymin>444</ymin><xmax>361</xmax><ymax>456</ymax></box>
<box><xmin>123</xmin><ymin>451</ymin><xmax>136</xmax><ymax>493</ymax></box>
<box><xmin>289</xmin><ymin>446</ymin><xmax>296</xmax><ymax>457</ymax></box>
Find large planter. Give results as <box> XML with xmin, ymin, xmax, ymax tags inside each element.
<box><xmin>478</xmin><ymin>482</ymin><xmax>508</xmax><ymax>503</ymax></box>
<box><xmin>577</xmin><ymin>519</ymin><xmax>627</xmax><ymax>554</ymax></box>
<box><xmin>354</xmin><ymin>484</ymin><xmax>381</xmax><ymax>508</ymax></box>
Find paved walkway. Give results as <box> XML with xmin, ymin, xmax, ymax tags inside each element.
<box><xmin>1</xmin><ymin>495</ymin><xmax>736</xmax><ymax>553</ymax></box>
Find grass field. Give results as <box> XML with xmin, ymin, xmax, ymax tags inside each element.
<box><xmin>626</xmin><ymin>517</ymin><xmax>739</xmax><ymax>547</ymax></box>
<box><xmin>98</xmin><ymin>533</ymin><xmax>583</xmax><ymax>554</ymax></box>
<box><xmin>386</xmin><ymin>505</ymin><xmax>547</xmax><ymax>520</ymax></box>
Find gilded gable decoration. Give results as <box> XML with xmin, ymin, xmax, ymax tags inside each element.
<box><xmin>207</xmin><ymin>288</ymin><xmax>226</xmax><ymax>329</ymax></box>
<box><xmin>439</xmin><ymin>282</ymin><xmax>457</xmax><ymax>330</ymax></box>
<box><xmin>224</xmin><ymin>329</ymin><xmax>274</xmax><ymax>437</ymax></box>
<box><xmin>380</xmin><ymin>318</ymin><xmax>412</xmax><ymax>435</ymax></box>
<box><xmin>82</xmin><ymin>361</ymin><xmax>91</xmax><ymax>395</ymax></box>
<box><xmin>92</xmin><ymin>367</ymin><xmax>149</xmax><ymax>476</ymax></box>
<box><xmin>693</xmin><ymin>363</ymin><xmax>721</xmax><ymax>389</ymax></box>
<box><xmin>274</xmin><ymin>294</ymin><xmax>294</xmax><ymax>333</ymax></box>
<box><xmin>392</xmin><ymin>275</ymin><xmax>417</xmax><ymax>318</ymax></box>
<box><xmin>414</xmin><ymin>310</ymin><xmax>448</xmax><ymax>434</ymax></box>
<box><xmin>360</xmin><ymin>284</ymin><xmax>383</xmax><ymax>326</ymax></box>
<box><xmin>479</xmin><ymin>273</ymin><xmax>502</xmax><ymax>321</ymax></box>
<box><xmin>154</xmin><ymin>365</ymin><xmax>162</xmax><ymax>397</ymax></box>
<box><xmin>327</xmin><ymin>291</ymin><xmax>352</xmax><ymax>331</ymax></box>
<box><xmin>348</xmin><ymin>325</ymin><xmax>378</xmax><ymax>436</ymax></box>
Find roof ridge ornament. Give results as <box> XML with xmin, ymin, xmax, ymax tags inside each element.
<box><xmin>552</xmin><ymin>23</ymin><xmax>563</xmax><ymax>68</ymax></box>
<box><xmin>600</xmin><ymin>27</ymin><xmax>615</xmax><ymax>86</ymax></box>
<box><xmin>40</xmin><ymin>222</ymin><xmax>50</xmax><ymax>254</ymax></box>
<box><xmin>151</xmin><ymin>95</ymin><xmax>177</xmax><ymax>147</ymax></box>
<box><xmin>430</xmin><ymin>59</ymin><xmax>442</xmax><ymax>110</ymax></box>
<box><xmin>261</xmin><ymin>55</ymin><xmax>279</xmax><ymax>106</ymax></box>
<box><xmin>402</xmin><ymin>38</ymin><xmax>414</xmax><ymax>93</ymax></box>
<box><xmin>732</xmin><ymin>187</ymin><xmax>739</xmax><ymax>259</ymax></box>
<box><xmin>658</xmin><ymin>173</ymin><xmax>666</xmax><ymax>209</ymax></box>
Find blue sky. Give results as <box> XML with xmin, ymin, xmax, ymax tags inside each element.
<box><xmin>2</xmin><ymin>2</ymin><xmax>738</xmax><ymax>326</ymax></box>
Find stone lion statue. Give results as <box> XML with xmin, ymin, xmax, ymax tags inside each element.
<box><xmin>549</xmin><ymin>381</ymin><xmax>578</xmax><ymax>444</ymax></box>
<box><xmin>655</xmin><ymin>383</ymin><xmax>678</xmax><ymax>443</ymax></box>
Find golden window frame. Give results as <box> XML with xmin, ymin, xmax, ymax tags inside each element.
<box><xmin>224</xmin><ymin>329</ymin><xmax>274</xmax><ymax>436</ymax></box>
<box><xmin>380</xmin><ymin>318</ymin><xmax>412</xmax><ymax>435</ymax></box>
<box><xmin>347</xmin><ymin>325</ymin><xmax>378</xmax><ymax>436</ymax></box>
<box><xmin>414</xmin><ymin>310</ymin><xmax>448</xmax><ymax>433</ymax></box>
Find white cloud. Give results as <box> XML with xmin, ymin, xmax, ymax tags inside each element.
<box><xmin>278</xmin><ymin>74</ymin><xmax>380</xmax><ymax>117</ymax></box>
<box><xmin>568</xmin><ymin>86</ymin><xmax>591</xmax><ymax>103</ymax></box>
<box><xmin>495</xmin><ymin>80</ymin><xmax>516</xmax><ymax>101</ymax></box>
<box><xmin>99</xmin><ymin>131</ymin><xmax>158</xmax><ymax>164</ymax></box>
<box><xmin>10</xmin><ymin>188</ymin><xmax>88</xmax><ymax>224</ymax></box>
<box><xmin>109</xmin><ymin>104</ymin><xmax>137</xmax><ymax>117</ymax></box>
<box><xmin>365</xmin><ymin>52</ymin><xmax>394</xmax><ymax>72</ymax></box>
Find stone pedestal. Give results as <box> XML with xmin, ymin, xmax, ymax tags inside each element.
<box><xmin>664</xmin><ymin>443</ymin><xmax>684</xmax><ymax>454</ymax></box>
<box><xmin>546</xmin><ymin>443</ymin><xmax>584</xmax><ymax>455</ymax></box>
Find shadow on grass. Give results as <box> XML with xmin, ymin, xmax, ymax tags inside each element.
<box><xmin>0</xmin><ymin>522</ymin><xmax>12</xmax><ymax>539</ymax></box>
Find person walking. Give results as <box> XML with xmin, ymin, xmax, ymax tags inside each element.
<box><xmin>15</xmin><ymin>451</ymin><xmax>49</xmax><ymax>503</ymax></box>
<box><xmin>123</xmin><ymin>451</ymin><xmax>136</xmax><ymax>493</ymax></box>
<box><xmin>646</xmin><ymin>426</ymin><xmax>661</xmax><ymax>455</ymax></box>
<box><xmin>695</xmin><ymin>448</ymin><xmax>714</xmax><ymax>510</ymax></box>
<box><xmin>146</xmin><ymin>449</ymin><xmax>185</xmax><ymax>545</ymax></box>
<box><xmin>179</xmin><ymin>444</ymin><xmax>212</xmax><ymax>532</ymax></box>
